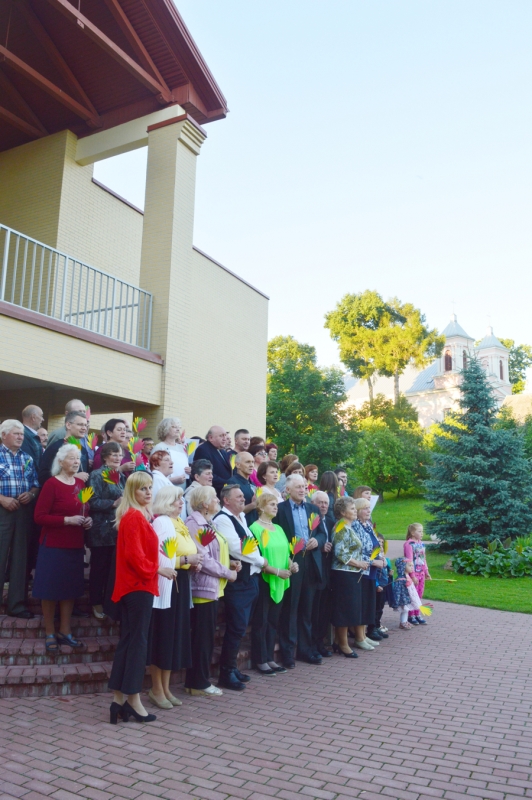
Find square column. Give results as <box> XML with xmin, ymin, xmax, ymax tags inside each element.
<box><xmin>139</xmin><ymin>115</ymin><xmax>206</xmax><ymax>429</ymax></box>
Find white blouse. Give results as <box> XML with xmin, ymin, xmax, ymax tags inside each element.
<box><xmin>151</xmin><ymin>442</ymin><xmax>189</xmax><ymax>487</ymax></box>
<box><xmin>152</xmin><ymin>515</ymin><xmax>176</xmax><ymax>610</ymax></box>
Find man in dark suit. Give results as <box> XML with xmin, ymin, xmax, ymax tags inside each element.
<box><xmin>20</xmin><ymin>405</ymin><xmax>45</xmax><ymax>471</ymax></box>
<box><xmin>274</xmin><ymin>474</ymin><xmax>327</xmax><ymax>668</ymax></box>
<box><xmin>226</xmin><ymin>451</ymin><xmax>258</xmax><ymax>526</ymax></box>
<box><xmin>311</xmin><ymin>491</ymin><xmax>335</xmax><ymax>657</ymax></box>
<box><xmin>194</xmin><ymin>425</ymin><xmax>232</xmax><ymax>496</ymax></box>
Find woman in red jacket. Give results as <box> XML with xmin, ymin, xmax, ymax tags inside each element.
<box><xmin>108</xmin><ymin>471</ymin><xmax>176</xmax><ymax>724</ymax></box>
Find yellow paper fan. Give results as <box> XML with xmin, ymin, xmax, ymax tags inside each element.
<box><xmin>419</xmin><ymin>606</ymin><xmax>432</xmax><ymax>617</ymax></box>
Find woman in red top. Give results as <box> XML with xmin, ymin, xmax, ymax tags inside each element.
<box><xmin>33</xmin><ymin>444</ymin><xmax>93</xmax><ymax>653</ymax></box>
<box><xmin>108</xmin><ymin>471</ymin><xmax>176</xmax><ymax>725</ymax></box>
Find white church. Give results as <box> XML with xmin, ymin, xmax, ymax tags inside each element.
<box><xmin>344</xmin><ymin>315</ymin><xmax>513</xmax><ymax>428</ymax></box>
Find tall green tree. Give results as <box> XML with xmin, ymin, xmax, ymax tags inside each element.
<box><xmin>376</xmin><ymin>299</ymin><xmax>445</xmax><ymax>404</ymax></box>
<box><xmin>425</xmin><ymin>357</ymin><xmax>532</xmax><ymax>550</ymax></box>
<box><xmin>499</xmin><ymin>339</ymin><xmax>532</xmax><ymax>394</ymax></box>
<box><xmin>324</xmin><ymin>290</ymin><xmax>400</xmax><ymax>406</ymax></box>
<box><xmin>266</xmin><ymin>336</ymin><xmax>356</xmax><ymax>470</ymax></box>
<box><xmin>355</xmin><ymin>418</ymin><xmax>429</xmax><ymax>497</ymax></box>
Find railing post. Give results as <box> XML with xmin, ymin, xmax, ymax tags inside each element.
<box><xmin>146</xmin><ymin>293</ymin><xmax>153</xmax><ymax>351</ymax></box>
<box><xmin>60</xmin><ymin>256</ymin><xmax>68</xmax><ymax>321</ymax></box>
<box><xmin>0</xmin><ymin>228</ymin><xmax>10</xmax><ymax>301</ymax></box>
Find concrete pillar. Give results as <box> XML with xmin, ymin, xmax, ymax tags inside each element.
<box><xmin>139</xmin><ymin>114</ymin><xmax>206</xmax><ymax>425</ymax></box>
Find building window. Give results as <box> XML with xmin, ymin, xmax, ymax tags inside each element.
<box><xmin>463</xmin><ymin>350</ymin><xmax>467</xmax><ymax>369</ymax></box>
<box><xmin>444</xmin><ymin>349</ymin><xmax>452</xmax><ymax>372</ymax></box>
<box><xmin>500</xmin><ymin>360</ymin><xmax>504</xmax><ymax>380</ymax></box>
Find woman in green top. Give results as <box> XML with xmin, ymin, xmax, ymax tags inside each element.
<box><xmin>250</xmin><ymin>493</ymin><xmax>299</xmax><ymax>675</ymax></box>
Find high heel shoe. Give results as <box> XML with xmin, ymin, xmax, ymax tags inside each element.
<box><xmin>332</xmin><ymin>643</ymin><xmax>340</xmax><ymax>653</ymax></box>
<box><xmin>338</xmin><ymin>647</ymin><xmax>358</xmax><ymax>658</ymax></box>
<box><xmin>122</xmin><ymin>700</ymin><xmax>156</xmax><ymax>723</ymax></box>
<box><xmin>109</xmin><ymin>701</ymin><xmax>129</xmax><ymax>724</ymax></box>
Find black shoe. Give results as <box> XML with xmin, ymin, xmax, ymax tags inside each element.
<box><xmin>367</xmin><ymin>631</ymin><xmax>383</xmax><ymax>642</ymax></box>
<box><xmin>417</xmin><ymin>617</ymin><xmax>427</xmax><ymax>625</ymax></box>
<box><xmin>255</xmin><ymin>666</ymin><xmax>277</xmax><ymax>676</ymax></box>
<box><xmin>109</xmin><ymin>702</ymin><xmax>129</xmax><ymax>725</ymax></box>
<box><xmin>8</xmin><ymin>610</ymin><xmax>34</xmax><ymax>619</ymax></box>
<box><xmin>338</xmin><ymin>647</ymin><xmax>358</xmax><ymax>659</ymax></box>
<box><xmin>122</xmin><ymin>701</ymin><xmax>156</xmax><ymax>723</ymax></box>
<box><xmin>72</xmin><ymin>606</ymin><xmax>89</xmax><ymax>618</ymax></box>
<box><xmin>317</xmin><ymin>645</ymin><xmax>333</xmax><ymax>657</ymax></box>
<box><xmin>375</xmin><ymin>629</ymin><xmax>389</xmax><ymax>638</ymax></box>
<box><xmin>300</xmin><ymin>654</ymin><xmax>323</xmax><ymax>665</ymax></box>
<box><xmin>218</xmin><ymin>668</ymin><xmax>245</xmax><ymax>691</ymax></box>
<box><xmin>234</xmin><ymin>669</ymin><xmax>251</xmax><ymax>683</ymax></box>
<box><xmin>408</xmin><ymin>616</ymin><xmax>420</xmax><ymax>625</ymax></box>
<box><xmin>283</xmin><ymin>659</ymin><xmax>296</xmax><ymax>670</ymax></box>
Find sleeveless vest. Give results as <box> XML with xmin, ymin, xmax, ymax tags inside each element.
<box><xmin>214</xmin><ymin>510</ymin><xmax>251</xmax><ymax>584</ymax></box>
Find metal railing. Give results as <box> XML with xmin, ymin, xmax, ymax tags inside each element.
<box><xmin>0</xmin><ymin>224</ymin><xmax>152</xmax><ymax>350</ymax></box>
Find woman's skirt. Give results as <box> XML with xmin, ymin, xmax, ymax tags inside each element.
<box><xmin>32</xmin><ymin>545</ymin><xmax>85</xmax><ymax>601</ymax></box>
<box><xmin>147</xmin><ymin>569</ymin><xmax>192</xmax><ymax>671</ymax></box>
<box><xmin>331</xmin><ymin>569</ymin><xmax>376</xmax><ymax>627</ymax></box>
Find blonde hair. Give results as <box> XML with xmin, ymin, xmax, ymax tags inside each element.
<box><xmin>353</xmin><ymin>497</ymin><xmax>371</xmax><ymax>511</ymax></box>
<box><xmin>407</xmin><ymin>523</ymin><xmax>423</xmax><ymax>539</ymax></box>
<box><xmin>152</xmin><ymin>485</ymin><xmax>184</xmax><ymax>517</ymax></box>
<box><xmin>115</xmin><ymin>471</ymin><xmax>153</xmax><ymax>526</ymax></box>
<box><xmin>188</xmin><ymin>485</ymin><xmax>216</xmax><ymax>513</ymax></box>
<box><xmin>51</xmin><ymin>443</ymin><xmax>80</xmax><ymax>476</ymax></box>
<box><xmin>256</xmin><ymin>491</ymin><xmax>279</xmax><ymax>512</ymax></box>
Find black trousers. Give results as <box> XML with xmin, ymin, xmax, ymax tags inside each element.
<box><xmin>185</xmin><ymin>600</ymin><xmax>218</xmax><ymax>690</ymax></box>
<box><xmin>368</xmin><ymin>588</ymin><xmax>387</xmax><ymax>632</ymax></box>
<box><xmin>0</xmin><ymin>504</ymin><xmax>32</xmax><ymax>615</ymax></box>
<box><xmin>251</xmin><ymin>577</ymin><xmax>284</xmax><ymax>665</ymax></box>
<box><xmin>108</xmin><ymin>591</ymin><xmax>153</xmax><ymax>695</ymax></box>
<box><xmin>89</xmin><ymin>546</ymin><xmax>115</xmax><ymax>606</ymax></box>
<box><xmin>279</xmin><ymin>553</ymin><xmax>318</xmax><ymax>660</ymax></box>
<box><xmin>312</xmin><ymin>586</ymin><xmax>332</xmax><ymax>647</ymax></box>
<box><xmin>220</xmin><ymin>574</ymin><xmax>259</xmax><ymax>670</ymax></box>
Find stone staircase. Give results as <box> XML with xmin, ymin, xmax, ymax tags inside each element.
<box><xmin>0</xmin><ymin>592</ymin><xmax>252</xmax><ymax>698</ymax></box>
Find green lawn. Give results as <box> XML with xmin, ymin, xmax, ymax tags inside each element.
<box><xmin>423</xmin><ymin>549</ymin><xmax>532</xmax><ymax>614</ymax></box>
<box><xmin>372</xmin><ymin>495</ymin><xmax>431</xmax><ymax>539</ymax></box>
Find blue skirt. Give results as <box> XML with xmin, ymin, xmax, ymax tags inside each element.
<box><xmin>32</xmin><ymin>545</ymin><xmax>85</xmax><ymax>601</ymax></box>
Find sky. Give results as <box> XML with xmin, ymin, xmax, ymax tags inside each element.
<box><xmin>95</xmin><ymin>0</ymin><xmax>532</xmax><ymax>369</ymax></box>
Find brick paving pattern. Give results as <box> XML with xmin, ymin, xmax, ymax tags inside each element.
<box><xmin>0</xmin><ymin>600</ymin><xmax>531</xmax><ymax>800</ymax></box>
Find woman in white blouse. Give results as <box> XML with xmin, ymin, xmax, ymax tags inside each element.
<box><xmin>147</xmin><ymin>485</ymin><xmax>203</xmax><ymax>709</ymax></box>
<box><xmin>150</xmin><ymin>418</ymin><xmax>191</xmax><ymax>490</ymax></box>
<box><xmin>149</xmin><ymin>451</ymin><xmax>174</xmax><ymax>503</ymax></box>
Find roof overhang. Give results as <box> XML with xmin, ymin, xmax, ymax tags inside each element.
<box><xmin>0</xmin><ymin>0</ymin><xmax>228</xmax><ymax>154</ymax></box>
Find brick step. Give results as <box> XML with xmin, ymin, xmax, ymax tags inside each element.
<box><xmin>0</xmin><ymin>646</ymin><xmax>253</xmax><ymax>698</ymax></box>
<box><xmin>0</xmin><ymin>614</ymin><xmax>120</xmax><ymax>639</ymax></box>
<box><xmin>0</xmin><ymin>635</ymin><xmax>119</xmax><ymax>667</ymax></box>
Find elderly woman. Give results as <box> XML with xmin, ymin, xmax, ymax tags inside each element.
<box><xmin>330</xmin><ymin>496</ymin><xmax>369</xmax><ymax>658</ymax></box>
<box><xmin>275</xmin><ymin>453</ymin><xmax>298</xmax><ymax>494</ymax></box>
<box><xmin>352</xmin><ymin>497</ymin><xmax>384</xmax><ymax>651</ymax></box>
<box><xmin>149</xmin><ymin>450</ymin><xmax>174</xmax><ymax>501</ymax></box>
<box><xmin>92</xmin><ymin>419</ymin><xmax>134</xmax><ymax>473</ymax></box>
<box><xmin>33</xmin><ymin>443</ymin><xmax>92</xmax><ymax>652</ymax></box>
<box><xmin>183</xmin><ymin>459</ymin><xmax>213</xmax><ymax>515</ymax></box>
<box><xmin>256</xmin><ymin>460</ymin><xmax>283</xmax><ymax>502</ymax></box>
<box><xmin>250</xmin><ymin>493</ymin><xmax>298</xmax><ymax>675</ymax></box>
<box><xmin>148</xmin><ymin>486</ymin><xmax>204</xmax><ymax>709</ymax></box>
<box><xmin>108</xmin><ymin>472</ymin><xmax>176</xmax><ymax>724</ymax></box>
<box><xmin>151</xmin><ymin>418</ymin><xmax>191</xmax><ymax>490</ymax></box>
<box><xmin>185</xmin><ymin>486</ymin><xmax>238</xmax><ymax>697</ymax></box>
<box><xmin>88</xmin><ymin>442</ymin><xmax>127</xmax><ymax>620</ymax></box>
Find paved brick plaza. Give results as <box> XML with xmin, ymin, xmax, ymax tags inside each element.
<box><xmin>0</xmin><ymin>601</ymin><xmax>531</xmax><ymax>800</ymax></box>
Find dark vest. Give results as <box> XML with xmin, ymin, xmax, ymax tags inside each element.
<box><xmin>215</xmin><ymin>510</ymin><xmax>251</xmax><ymax>584</ymax></box>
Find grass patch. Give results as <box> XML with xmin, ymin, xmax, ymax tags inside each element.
<box><xmin>373</xmin><ymin>495</ymin><xmax>431</xmax><ymax>539</ymax></box>
<box><xmin>424</xmin><ymin>549</ymin><xmax>532</xmax><ymax>613</ymax></box>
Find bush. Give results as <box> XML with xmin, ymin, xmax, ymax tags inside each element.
<box><xmin>453</xmin><ymin>537</ymin><xmax>532</xmax><ymax>578</ymax></box>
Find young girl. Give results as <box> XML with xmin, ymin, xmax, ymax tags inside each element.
<box><xmin>392</xmin><ymin>558</ymin><xmax>421</xmax><ymax>630</ymax></box>
<box><xmin>367</xmin><ymin>534</ymin><xmax>392</xmax><ymax>640</ymax></box>
<box><xmin>404</xmin><ymin>523</ymin><xmax>431</xmax><ymax>625</ymax></box>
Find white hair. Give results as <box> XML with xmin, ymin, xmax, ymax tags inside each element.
<box><xmin>312</xmin><ymin>491</ymin><xmax>329</xmax><ymax>504</ymax></box>
<box><xmin>0</xmin><ymin>419</ymin><xmax>23</xmax><ymax>438</ymax></box>
<box><xmin>286</xmin><ymin>474</ymin><xmax>305</xmax><ymax>490</ymax></box>
<box><xmin>152</xmin><ymin>485</ymin><xmax>184</xmax><ymax>517</ymax></box>
<box><xmin>156</xmin><ymin>417</ymin><xmax>181</xmax><ymax>441</ymax></box>
<box><xmin>51</xmin><ymin>444</ymin><xmax>80</xmax><ymax>476</ymax></box>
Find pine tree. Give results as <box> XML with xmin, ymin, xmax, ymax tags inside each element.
<box><xmin>425</xmin><ymin>356</ymin><xmax>532</xmax><ymax>550</ymax></box>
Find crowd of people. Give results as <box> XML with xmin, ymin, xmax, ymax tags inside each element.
<box><xmin>0</xmin><ymin>401</ymin><xmax>432</xmax><ymax>725</ymax></box>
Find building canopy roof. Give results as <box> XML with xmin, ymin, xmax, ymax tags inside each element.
<box><xmin>0</xmin><ymin>0</ymin><xmax>228</xmax><ymax>154</ymax></box>
<box><xmin>441</xmin><ymin>314</ymin><xmax>473</xmax><ymax>341</ymax></box>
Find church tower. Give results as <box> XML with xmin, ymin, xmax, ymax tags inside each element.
<box><xmin>433</xmin><ymin>315</ymin><xmax>474</xmax><ymax>390</ymax></box>
<box><xmin>475</xmin><ymin>327</ymin><xmax>512</xmax><ymax>400</ymax></box>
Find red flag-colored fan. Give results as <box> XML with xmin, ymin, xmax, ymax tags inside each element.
<box><xmin>197</xmin><ymin>527</ymin><xmax>216</xmax><ymax>547</ymax></box>
<box><xmin>290</xmin><ymin>536</ymin><xmax>305</xmax><ymax>557</ymax></box>
<box><xmin>102</xmin><ymin>469</ymin><xmax>121</xmax><ymax>485</ymax></box>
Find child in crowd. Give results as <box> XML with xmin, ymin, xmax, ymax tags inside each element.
<box><xmin>367</xmin><ymin>533</ymin><xmax>393</xmax><ymax>640</ymax></box>
<box><xmin>404</xmin><ymin>523</ymin><xmax>431</xmax><ymax>626</ymax></box>
<box><xmin>392</xmin><ymin>558</ymin><xmax>422</xmax><ymax>629</ymax></box>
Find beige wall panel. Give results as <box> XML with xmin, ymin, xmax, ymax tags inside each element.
<box><xmin>0</xmin><ymin>315</ymin><xmax>162</xmax><ymax>407</ymax></box>
<box><xmin>0</xmin><ymin>132</ymin><xmax>66</xmax><ymax>246</ymax></box>
<box><xmin>56</xmin><ymin>133</ymin><xmax>143</xmax><ymax>286</ymax></box>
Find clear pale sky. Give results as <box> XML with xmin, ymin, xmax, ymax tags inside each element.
<box><xmin>95</xmin><ymin>0</ymin><xmax>532</xmax><ymax>368</ymax></box>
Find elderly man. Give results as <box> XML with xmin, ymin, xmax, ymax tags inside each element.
<box><xmin>21</xmin><ymin>405</ymin><xmax>45</xmax><ymax>470</ymax></box>
<box><xmin>47</xmin><ymin>399</ymin><xmax>86</xmax><ymax>446</ymax></box>
<box><xmin>234</xmin><ymin>429</ymin><xmax>250</xmax><ymax>453</ymax></box>
<box><xmin>227</xmin><ymin>451</ymin><xmax>258</xmax><ymax>526</ymax></box>
<box><xmin>311</xmin><ymin>491</ymin><xmax>334</xmax><ymax>658</ymax></box>
<box><xmin>214</xmin><ymin>484</ymin><xmax>266</xmax><ymax>691</ymax></box>
<box><xmin>194</xmin><ymin>426</ymin><xmax>232</xmax><ymax>495</ymax></box>
<box><xmin>37</xmin><ymin>428</ymin><xmax>48</xmax><ymax>449</ymax></box>
<box><xmin>183</xmin><ymin>459</ymin><xmax>213</xmax><ymax>515</ymax></box>
<box><xmin>274</xmin><ymin>474</ymin><xmax>327</xmax><ymax>668</ymax></box>
<box><xmin>0</xmin><ymin>420</ymin><xmax>39</xmax><ymax>618</ymax></box>
<box><xmin>38</xmin><ymin>411</ymin><xmax>90</xmax><ymax>485</ymax></box>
